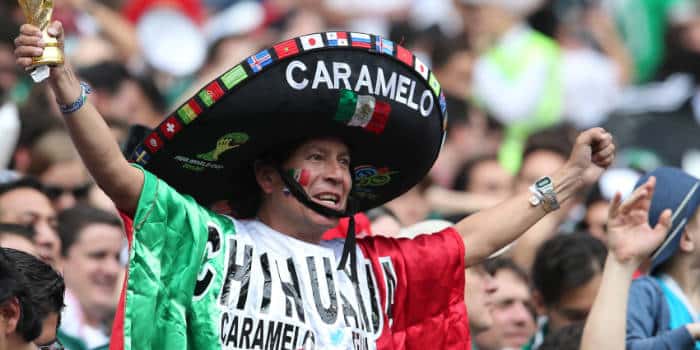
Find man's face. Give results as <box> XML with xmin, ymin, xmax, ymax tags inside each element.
<box><xmin>464</xmin><ymin>265</ymin><xmax>497</xmax><ymax>334</ymax></box>
<box><xmin>467</xmin><ymin>159</ymin><xmax>514</xmax><ymax>203</ymax></box>
<box><xmin>33</xmin><ymin>312</ymin><xmax>59</xmax><ymax>347</ymax></box>
<box><xmin>271</xmin><ymin>138</ymin><xmax>352</xmax><ymax>231</ymax></box>
<box><xmin>474</xmin><ymin>269</ymin><xmax>536</xmax><ymax>349</ymax></box>
<box><xmin>0</xmin><ymin>188</ymin><xmax>60</xmax><ymax>268</ymax></box>
<box><xmin>545</xmin><ymin>273</ymin><xmax>602</xmax><ymax>331</ymax></box>
<box><xmin>63</xmin><ymin>223</ymin><xmax>123</xmax><ymax>319</ymax></box>
<box><xmin>516</xmin><ymin>150</ymin><xmax>566</xmax><ymax>193</ymax></box>
<box><xmin>39</xmin><ymin>159</ymin><xmax>91</xmax><ymax>211</ymax></box>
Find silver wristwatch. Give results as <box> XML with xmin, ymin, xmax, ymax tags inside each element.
<box><xmin>528</xmin><ymin>176</ymin><xmax>560</xmax><ymax>213</ymax></box>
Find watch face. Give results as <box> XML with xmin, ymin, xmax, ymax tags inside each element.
<box><xmin>536</xmin><ymin>177</ymin><xmax>552</xmax><ymax>188</ymax></box>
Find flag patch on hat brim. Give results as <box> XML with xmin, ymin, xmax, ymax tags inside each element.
<box><xmin>300</xmin><ymin>34</ymin><xmax>324</xmax><ymax>51</ymax></box>
<box><xmin>350</xmin><ymin>33</ymin><xmax>372</xmax><ymax>49</ymax></box>
<box><xmin>177</xmin><ymin>99</ymin><xmax>202</xmax><ymax>125</ymax></box>
<box><xmin>145</xmin><ymin>131</ymin><xmax>163</xmax><ymax>153</ymax></box>
<box><xmin>439</xmin><ymin>92</ymin><xmax>447</xmax><ymax>116</ymax></box>
<box><xmin>160</xmin><ymin>116</ymin><xmax>183</xmax><ymax>140</ymax></box>
<box><xmin>428</xmin><ymin>72</ymin><xmax>441</xmax><ymax>97</ymax></box>
<box><xmin>274</xmin><ymin>39</ymin><xmax>300</xmax><ymax>59</ymax></box>
<box><xmin>198</xmin><ymin>81</ymin><xmax>225</xmax><ymax>107</ymax></box>
<box><xmin>396</xmin><ymin>45</ymin><xmax>413</xmax><ymax>68</ymax></box>
<box><xmin>221</xmin><ymin>65</ymin><xmax>248</xmax><ymax>90</ymax></box>
<box><xmin>414</xmin><ymin>56</ymin><xmax>429</xmax><ymax>80</ymax></box>
<box><xmin>247</xmin><ymin>49</ymin><xmax>273</xmax><ymax>73</ymax></box>
<box><xmin>326</xmin><ymin>32</ymin><xmax>348</xmax><ymax>46</ymax></box>
<box><xmin>375</xmin><ymin>37</ymin><xmax>394</xmax><ymax>55</ymax></box>
<box><xmin>132</xmin><ymin>146</ymin><xmax>150</xmax><ymax>165</ymax></box>
<box><xmin>334</xmin><ymin>89</ymin><xmax>390</xmax><ymax>135</ymax></box>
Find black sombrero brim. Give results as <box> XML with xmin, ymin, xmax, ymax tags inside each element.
<box><xmin>129</xmin><ymin>32</ymin><xmax>448</xmax><ymax>214</ymax></box>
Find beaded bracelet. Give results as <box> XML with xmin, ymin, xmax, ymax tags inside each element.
<box><xmin>59</xmin><ymin>81</ymin><xmax>92</xmax><ymax>114</ymax></box>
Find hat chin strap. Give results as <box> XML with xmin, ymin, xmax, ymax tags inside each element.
<box><xmin>276</xmin><ymin>167</ymin><xmax>359</xmax><ymax>284</ymax></box>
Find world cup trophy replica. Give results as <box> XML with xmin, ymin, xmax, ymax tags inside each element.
<box><xmin>18</xmin><ymin>0</ymin><xmax>64</xmax><ymax>82</ymax></box>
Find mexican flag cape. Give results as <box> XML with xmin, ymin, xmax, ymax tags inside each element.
<box><xmin>109</xmin><ymin>170</ymin><xmax>469</xmax><ymax>349</ymax></box>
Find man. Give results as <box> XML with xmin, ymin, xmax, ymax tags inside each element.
<box><xmin>0</xmin><ymin>249</ymin><xmax>41</xmax><ymax>350</ymax></box>
<box><xmin>15</xmin><ymin>21</ymin><xmax>615</xmax><ymax>349</ymax></box>
<box><xmin>2</xmin><ymin>248</ymin><xmax>65</xmax><ymax>349</ymax></box>
<box><xmin>465</xmin><ymin>263</ymin><xmax>498</xmax><ymax>337</ymax></box>
<box><xmin>525</xmin><ymin>232</ymin><xmax>607</xmax><ymax>350</ymax></box>
<box><xmin>0</xmin><ymin>178</ymin><xmax>61</xmax><ymax>269</ymax></box>
<box><xmin>473</xmin><ymin>258</ymin><xmax>536</xmax><ymax>350</ymax></box>
<box><xmin>57</xmin><ymin>204</ymin><xmax>124</xmax><ymax>350</ymax></box>
<box><xmin>0</xmin><ymin>223</ymin><xmax>37</xmax><ymax>256</ymax></box>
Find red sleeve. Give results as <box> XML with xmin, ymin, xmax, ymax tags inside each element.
<box><xmin>358</xmin><ymin>228</ymin><xmax>469</xmax><ymax>350</ymax></box>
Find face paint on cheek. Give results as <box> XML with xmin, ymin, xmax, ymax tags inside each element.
<box><xmin>288</xmin><ymin>168</ymin><xmax>311</xmax><ymax>186</ymax></box>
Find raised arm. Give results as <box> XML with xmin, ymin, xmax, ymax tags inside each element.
<box><xmin>15</xmin><ymin>21</ymin><xmax>143</xmax><ymax>214</ymax></box>
<box><xmin>456</xmin><ymin>127</ymin><xmax>615</xmax><ymax>267</ymax></box>
<box><xmin>580</xmin><ymin>176</ymin><xmax>670</xmax><ymax>350</ymax></box>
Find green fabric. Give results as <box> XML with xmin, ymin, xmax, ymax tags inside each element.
<box><xmin>484</xmin><ymin>29</ymin><xmax>562</xmax><ymax>173</ymax></box>
<box><xmin>57</xmin><ymin>330</ymin><xmax>108</xmax><ymax>350</ymax></box>
<box><xmin>611</xmin><ymin>0</ymin><xmax>687</xmax><ymax>83</ymax></box>
<box><xmin>123</xmin><ymin>165</ymin><xmax>237</xmax><ymax>350</ymax></box>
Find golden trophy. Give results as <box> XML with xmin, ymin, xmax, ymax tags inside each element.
<box><xmin>18</xmin><ymin>0</ymin><xmax>64</xmax><ymax>82</ymax></box>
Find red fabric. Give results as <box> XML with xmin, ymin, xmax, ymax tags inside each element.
<box><xmin>358</xmin><ymin>228</ymin><xmax>470</xmax><ymax>350</ymax></box>
<box><xmin>110</xmin><ymin>213</ymin><xmax>134</xmax><ymax>350</ymax></box>
<box><xmin>122</xmin><ymin>0</ymin><xmax>204</xmax><ymax>25</ymax></box>
<box><xmin>322</xmin><ymin>212</ymin><xmax>373</xmax><ymax>240</ymax></box>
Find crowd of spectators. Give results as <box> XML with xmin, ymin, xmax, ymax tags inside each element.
<box><xmin>2</xmin><ymin>0</ymin><xmax>700</xmax><ymax>349</ymax></box>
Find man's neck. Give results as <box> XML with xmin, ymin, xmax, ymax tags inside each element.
<box><xmin>7</xmin><ymin>336</ymin><xmax>34</xmax><ymax>350</ymax></box>
<box><xmin>665</xmin><ymin>260</ymin><xmax>700</xmax><ymax>306</ymax></box>
<box><xmin>257</xmin><ymin>207</ymin><xmax>326</xmax><ymax>244</ymax></box>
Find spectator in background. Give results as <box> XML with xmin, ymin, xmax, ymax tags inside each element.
<box><xmin>57</xmin><ymin>204</ymin><xmax>124</xmax><ymax>350</ymax></box>
<box><xmin>78</xmin><ymin>62</ymin><xmax>166</xmax><ymax>130</ymax></box>
<box><xmin>430</xmin><ymin>37</ymin><xmax>473</xmax><ymax>99</ymax></box>
<box><xmin>580</xmin><ymin>175</ymin><xmax>670</xmax><ymax>350</ymax></box>
<box><xmin>608</xmin><ymin>0</ymin><xmax>696</xmax><ymax>84</ymax></box>
<box><xmin>458</xmin><ymin>0</ymin><xmax>562</xmax><ymax>173</ymax></box>
<box><xmin>538</xmin><ymin>322</ymin><xmax>583</xmax><ymax>350</ymax></box>
<box><xmin>625</xmin><ymin>167</ymin><xmax>700</xmax><ymax>349</ymax></box>
<box><xmin>27</xmin><ymin>129</ymin><xmax>92</xmax><ymax>211</ymax></box>
<box><xmin>3</xmin><ymin>248</ymin><xmax>65</xmax><ymax>348</ymax></box>
<box><xmin>0</xmin><ymin>249</ymin><xmax>41</xmax><ymax>350</ymax></box>
<box><xmin>465</xmin><ymin>262</ymin><xmax>498</xmax><ymax>337</ymax></box>
<box><xmin>510</xmin><ymin>125</ymin><xmax>578</xmax><ymax>270</ymax></box>
<box><xmin>452</xmin><ymin>154</ymin><xmax>513</xmax><ymax>203</ymax></box>
<box><xmin>524</xmin><ymin>232</ymin><xmax>607</xmax><ymax>350</ymax></box>
<box><xmin>0</xmin><ymin>223</ymin><xmax>36</xmax><ymax>257</ymax></box>
<box><xmin>473</xmin><ymin>257</ymin><xmax>537</xmax><ymax>350</ymax></box>
<box><xmin>552</xmin><ymin>1</ymin><xmax>631</xmax><ymax>129</ymax></box>
<box><xmin>368</xmin><ymin>178</ymin><xmax>441</xmax><ymax>236</ymax></box>
<box><xmin>11</xmin><ymin>86</ymin><xmax>63</xmax><ymax>175</ymax></box>
<box><xmin>0</xmin><ymin>20</ymin><xmax>21</xmax><ymax>172</ymax></box>
<box><xmin>0</xmin><ymin>178</ymin><xmax>61</xmax><ymax>269</ymax></box>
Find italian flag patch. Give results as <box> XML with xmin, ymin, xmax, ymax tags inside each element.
<box><xmin>334</xmin><ymin>89</ymin><xmax>390</xmax><ymax>134</ymax></box>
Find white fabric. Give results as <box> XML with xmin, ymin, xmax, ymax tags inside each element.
<box><xmin>561</xmin><ymin>48</ymin><xmax>621</xmax><ymax>129</ymax></box>
<box><xmin>218</xmin><ymin>218</ymin><xmax>384</xmax><ymax>349</ymax></box>
<box><xmin>0</xmin><ymin>102</ymin><xmax>20</xmax><ymax>169</ymax></box>
<box><xmin>472</xmin><ymin>25</ymin><xmax>552</xmax><ymax>125</ymax></box>
<box><xmin>60</xmin><ymin>290</ymin><xmax>111</xmax><ymax>349</ymax></box>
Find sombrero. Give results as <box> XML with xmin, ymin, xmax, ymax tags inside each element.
<box><xmin>129</xmin><ymin>31</ymin><xmax>448</xmax><ymax>217</ymax></box>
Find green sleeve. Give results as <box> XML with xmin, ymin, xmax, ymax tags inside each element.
<box><xmin>122</xmin><ymin>165</ymin><xmax>225</xmax><ymax>349</ymax></box>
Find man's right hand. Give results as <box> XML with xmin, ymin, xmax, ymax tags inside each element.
<box><xmin>14</xmin><ymin>20</ymin><xmax>144</xmax><ymax>215</ymax></box>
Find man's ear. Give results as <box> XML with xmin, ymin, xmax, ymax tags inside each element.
<box><xmin>254</xmin><ymin>162</ymin><xmax>279</xmax><ymax>194</ymax></box>
<box><xmin>0</xmin><ymin>298</ymin><xmax>21</xmax><ymax>336</ymax></box>
<box><xmin>531</xmin><ymin>290</ymin><xmax>548</xmax><ymax>317</ymax></box>
<box><xmin>680</xmin><ymin>228</ymin><xmax>695</xmax><ymax>253</ymax></box>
